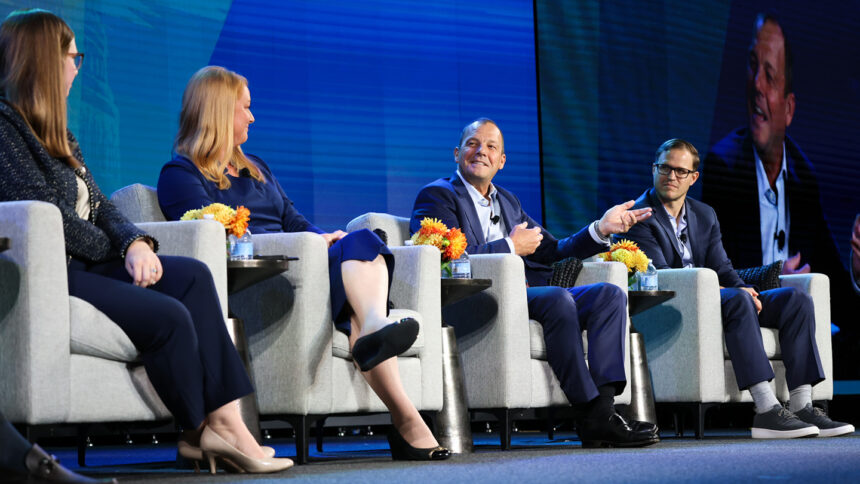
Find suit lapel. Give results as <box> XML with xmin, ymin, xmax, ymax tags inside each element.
<box><xmin>685</xmin><ymin>202</ymin><xmax>704</xmax><ymax>267</ymax></box>
<box><xmin>648</xmin><ymin>189</ymin><xmax>682</xmax><ymax>261</ymax></box>
<box><xmin>451</xmin><ymin>176</ymin><xmax>486</xmax><ymax>245</ymax></box>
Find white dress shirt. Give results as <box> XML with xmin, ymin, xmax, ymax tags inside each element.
<box><xmin>754</xmin><ymin>145</ymin><xmax>789</xmax><ymax>264</ymax></box>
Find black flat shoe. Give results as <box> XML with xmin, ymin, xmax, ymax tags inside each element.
<box><xmin>578</xmin><ymin>413</ymin><xmax>660</xmax><ymax>448</ymax></box>
<box><xmin>386</xmin><ymin>428</ymin><xmax>451</xmax><ymax>461</ymax></box>
<box><xmin>23</xmin><ymin>444</ymin><xmax>117</xmax><ymax>483</ymax></box>
<box><xmin>352</xmin><ymin>318</ymin><xmax>420</xmax><ymax>372</ymax></box>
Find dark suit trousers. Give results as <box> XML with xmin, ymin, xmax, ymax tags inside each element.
<box><xmin>720</xmin><ymin>287</ymin><xmax>825</xmax><ymax>390</ymax></box>
<box><xmin>67</xmin><ymin>256</ymin><xmax>253</xmax><ymax>429</ymax></box>
<box><xmin>0</xmin><ymin>410</ymin><xmax>31</xmax><ymax>473</ymax></box>
<box><xmin>527</xmin><ymin>283</ymin><xmax>628</xmax><ymax>404</ymax></box>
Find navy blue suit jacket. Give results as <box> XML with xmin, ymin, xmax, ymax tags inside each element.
<box><xmin>624</xmin><ymin>188</ymin><xmax>746</xmax><ymax>288</ymax></box>
<box><xmin>702</xmin><ymin>128</ymin><xmax>857</xmax><ymax>326</ymax></box>
<box><xmin>411</xmin><ymin>175</ymin><xmax>606</xmax><ymax>287</ymax></box>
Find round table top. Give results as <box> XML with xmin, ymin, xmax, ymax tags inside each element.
<box><xmin>628</xmin><ymin>290</ymin><xmax>676</xmax><ymax>316</ymax></box>
<box><xmin>227</xmin><ymin>255</ymin><xmax>297</xmax><ymax>295</ymax></box>
<box><xmin>441</xmin><ymin>278</ymin><xmax>492</xmax><ymax>308</ymax></box>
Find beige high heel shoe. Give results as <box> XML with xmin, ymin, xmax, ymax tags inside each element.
<box><xmin>178</xmin><ymin>438</ymin><xmax>276</xmax><ymax>472</ymax></box>
<box><xmin>199</xmin><ymin>426</ymin><xmax>293</xmax><ymax>474</ymax></box>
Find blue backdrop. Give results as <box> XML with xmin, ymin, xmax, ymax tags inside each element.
<box><xmin>22</xmin><ymin>0</ymin><xmax>539</xmax><ymax>232</ymax></box>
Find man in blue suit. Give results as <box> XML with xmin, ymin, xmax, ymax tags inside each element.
<box><xmin>411</xmin><ymin>118</ymin><xmax>658</xmax><ymax>447</ymax></box>
<box><xmin>625</xmin><ymin>138</ymin><xmax>853</xmax><ymax>438</ymax></box>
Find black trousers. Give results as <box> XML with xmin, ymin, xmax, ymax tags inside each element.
<box><xmin>720</xmin><ymin>286</ymin><xmax>825</xmax><ymax>390</ymax></box>
<box><xmin>0</xmin><ymin>410</ymin><xmax>30</xmax><ymax>473</ymax></box>
<box><xmin>67</xmin><ymin>256</ymin><xmax>253</xmax><ymax>429</ymax></box>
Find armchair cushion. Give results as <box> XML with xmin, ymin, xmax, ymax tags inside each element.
<box><xmin>69</xmin><ymin>297</ymin><xmax>138</xmax><ymax>362</ymax></box>
<box><xmin>528</xmin><ymin>319</ymin><xmax>589</xmax><ymax>360</ymax></box>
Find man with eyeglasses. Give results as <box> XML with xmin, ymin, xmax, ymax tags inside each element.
<box><xmin>625</xmin><ymin>138</ymin><xmax>853</xmax><ymax>439</ymax></box>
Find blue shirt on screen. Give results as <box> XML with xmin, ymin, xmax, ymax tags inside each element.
<box><xmin>158</xmin><ymin>154</ymin><xmax>324</xmax><ymax>235</ymax></box>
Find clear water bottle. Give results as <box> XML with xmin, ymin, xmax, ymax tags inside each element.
<box><xmin>230</xmin><ymin>229</ymin><xmax>253</xmax><ymax>260</ymax></box>
<box><xmin>640</xmin><ymin>259</ymin><xmax>658</xmax><ymax>290</ymax></box>
<box><xmin>449</xmin><ymin>251</ymin><xmax>471</xmax><ymax>279</ymax></box>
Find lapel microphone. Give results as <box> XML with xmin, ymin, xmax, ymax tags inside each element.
<box><xmin>679</xmin><ymin>233</ymin><xmax>687</xmax><ymax>244</ymax></box>
<box><xmin>491</xmin><ymin>215</ymin><xmax>500</xmax><ymax>224</ymax></box>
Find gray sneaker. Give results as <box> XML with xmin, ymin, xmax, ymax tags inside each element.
<box><xmin>794</xmin><ymin>404</ymin><xmax>855</xmax><ymax>438</ymax></box>
<box><xmin>751</xmin><ymin>405</ymin><xmax>819</xmax><ymax>439</ymax></box>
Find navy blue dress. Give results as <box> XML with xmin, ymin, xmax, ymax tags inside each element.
<box><xmin>158</xmin><ymin>154</ymin><xmax>392</xmax><ymax>334</ymax></box>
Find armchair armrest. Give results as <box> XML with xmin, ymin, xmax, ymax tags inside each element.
<box><xmin>0</xmin><ymin>201</ymin><xmax>71</xmax><ymax>423</ymax></box>
<box><xmin>633</xmin><ymin>268</ymin><xmax>726</xmax><ymax>403</ymax></box>
<box><xmin>137</xmin><ymin>220</ymin><xmax>228</xmax><ymax>316</ymax></box>
<box><xmin>230</xmin><ymin>232</ymin><xmax>334</xmax><ymax>415</ymax></box>
<box><xmin>444</xmin><ymin>253</ymin><xmax>532</xmax><ymax>409</ymax></box>
<box><xmin>389</xmin><ymin>245</ymin><xmax>443</xmax><ymax>409</ymax></box>
<box><xmin>779</xmin><ymin>273</ymin><xmax>832</xmax><ymax>399</ymax></box>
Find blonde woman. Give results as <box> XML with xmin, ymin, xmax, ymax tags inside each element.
<box><xmin>0</xmin><ymin>10</ymin><xmax>292</xmax><ymax>474</ymax></box>
<box><xmin>158</xmin><ymin>66</ymin><xmax>449</xmax><ymax>461</ymax></box>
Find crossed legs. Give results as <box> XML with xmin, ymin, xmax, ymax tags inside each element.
<box><xmin>342</xmin><ymin>256</ymin><xmax>439</xmax><ymax>449</ymax></box>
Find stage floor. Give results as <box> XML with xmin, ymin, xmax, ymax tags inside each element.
<box><xmin>43</xmin><ymin>429</ymin><xmax>860</xmax><ymax>483</ymax></box>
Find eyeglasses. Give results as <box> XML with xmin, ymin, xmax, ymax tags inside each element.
<box><xmin>653</xmin><ymin>163</ymin><xmax>695</xmax><ymax>179</ymax></box>
<box><xmin>67</xmin><ymin>52</ymin><xmax>84</xmax><ymax>70</ymax></box>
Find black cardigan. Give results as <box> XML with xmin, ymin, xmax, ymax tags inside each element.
<box><xmin>0</xmin><ymin>101</ymin><xmax>156</xmax><ymax>262</ymax></box>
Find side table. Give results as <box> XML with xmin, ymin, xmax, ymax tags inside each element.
<box><xmin>437</xmin><ymin>278</ymin><xmax>492</xmax><ymax>454</ymax></box>
<box><xmin>627</xmin><ymin>290</ymin><xmax>675</xmax><ymax>426</ymax></box>
<box><xmin>0</xmin><ymin>237</ymin><xmax>8</xmax><ymax>253</ymax></box>
<box><xmin>225</xmin><ymin>256</ymin><xmax>296</xmax><ymax>441</ymax></box>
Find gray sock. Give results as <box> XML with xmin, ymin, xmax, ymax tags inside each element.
<box><xmin>788</xmin><ymin>384</ymin><xmax>812</xmax><ymax>413</ymax></box>
<box><xmin>749</xmin><ymin>381</ymin><xmax>780</xmax><ymax>414</ymax></box>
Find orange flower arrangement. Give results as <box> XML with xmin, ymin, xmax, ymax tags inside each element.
<box><xmin>181</xmin><ymin>203</ymin><xmax>251</xmax><ymax>238</ymax></box>
<box><xmin>411</xmin><ymin>217</ymin><xmax>468</xmax><ymax>276</ymax></box>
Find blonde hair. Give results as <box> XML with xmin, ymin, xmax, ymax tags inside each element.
<box><xmin>174</xmin><ymin>66</ymin><xmax>262</xmax><ymax>189</ymax></box>
<box><xmin>0</xmin><ymin>9</ymin><xmax>77</xmax><ymax>165</ymax></box>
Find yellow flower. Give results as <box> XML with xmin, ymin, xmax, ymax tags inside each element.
<box><xmin>180</xmin><ymin>208</ymin><xmax>202</xmax><ymax>221</ymax></box>
<box><xmin>632</xmin><ymin>250</ymin><xmax>649</xmax><ymax>273</ymax></box>
<box><xmin>200</xmin><ymin>203</ymin><xmax>237</xmax><ymax>226</ymax></box>
<box><xmin>611</xmin><ymin>248</ymin><xmax>634</xmax><ymax>270</ymax></box>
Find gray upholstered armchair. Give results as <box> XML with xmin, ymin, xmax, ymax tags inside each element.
<box><xmin>632</xmin><ymin>268</ymin><xmax>833</xmax><ymax>437</ymax></box>
<box><xmin>347</xmin><ymin>212</ymin><xmax>632</xmax><ymax>450</ymax></box>
<box><xmin>111</xmin><ymin>185</ymin><xmax>443</xmax><ymax>464</ymax></box>
<box><xmin>0</xmin><ymin>200</ymin><xmax>227</xmax><ymax>464</ymax></box>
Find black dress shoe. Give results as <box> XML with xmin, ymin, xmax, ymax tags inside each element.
<box><xmin>578</xmin><ymin>413</ymin><xmax>660</xmax><ymax>448</ymax></box>
<box><xmin>386</xmin><ymin>429</ymin><xmax>451</xmax><ymax>461</ymax></box>
<box><xmin>352</xmin><ymin>318</ymin><xmax>420</xmax><ymax>372</ymax></box>
<box><xmin>23</xmin><ymin>444</ymin><xmax>117</xmax><ymax>483</ymax></box>
<box><xmin>630</xmin><ymin>419</ymin><xmax>659</xmax><ymax>435</ymax></box>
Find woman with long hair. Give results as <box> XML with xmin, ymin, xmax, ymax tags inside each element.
<box><xmin>158</xmin><ymin>65</ymin><xmax>450</xmax><ymax>461</ymax></box>
<box><xmin>0</xmin><ymin>10</ymin><xmax>292</xmax><ymax>475</ymax></box>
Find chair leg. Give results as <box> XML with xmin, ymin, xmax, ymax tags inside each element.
<box><xmin>285</xmin><ymin>415</ymin><xmax>315</xmax><ymax>465</ymax></box>
<box><xmin>673</xmin><ymin>410</ymin><xmax>684</xmax><ymax>437</ymax></box>
<box><xmin>77</xmin><ymin>425</ymin><xmax>89</xmax><ymax>467</ymax></box>
<box><xmin>489</xmin><ymin>409</ymin><xmax>512</xmax><ymax>450</ymax></box>
<box><xmin>546</xmin><ymin>408</ymin><xmax>555</xmax><ymax>441</ymax></box>
<box><xmin>315</xmin><ymin>416</ymin><xmax>327</xmax><ymax>452</ymax></box>
<box><xmin>694</xmin><ymin>403</ymin><xmax>718</xmax><ymax>439</ymax></box>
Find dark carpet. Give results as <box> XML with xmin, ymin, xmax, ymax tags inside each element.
<box><xmin>45</xmin><ymin>430</ymin><xmax>860</xmax><ymax>483</ymax></box>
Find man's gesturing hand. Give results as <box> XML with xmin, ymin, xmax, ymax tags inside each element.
<box><xmin>597</xmin><ymin>200</ymin><xmax>653</xmax><ymax>236</ymax></box>
<box><xmin>510</xmin><ymin>222</ymin><xmax>542</xmax><ymax>256</ymax></box>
